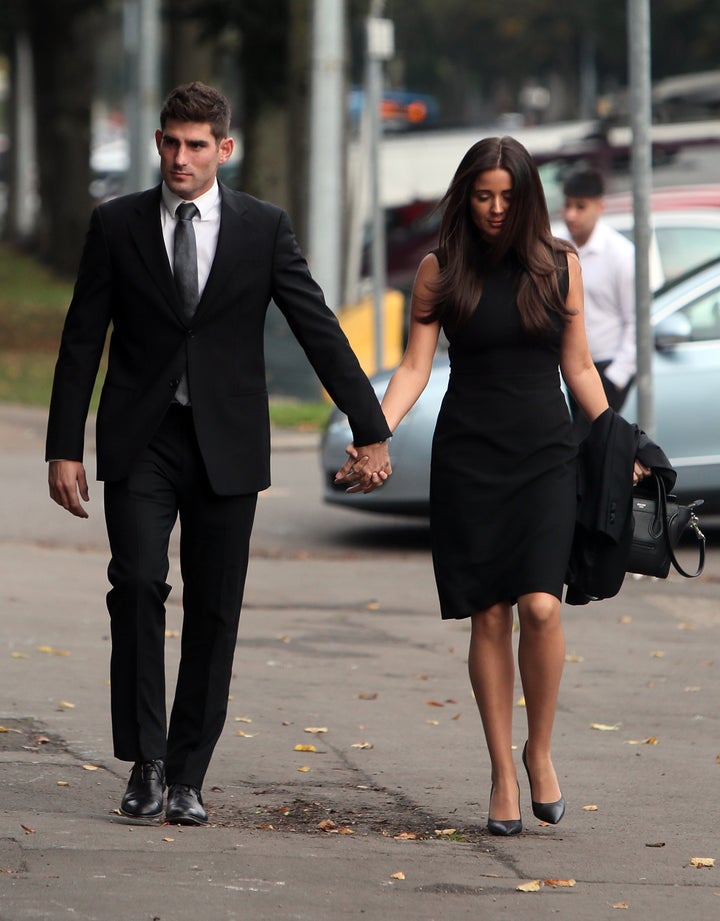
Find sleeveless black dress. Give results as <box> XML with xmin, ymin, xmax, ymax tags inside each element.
<box><xmin>430</xmin><ymin>252</ymin><xmax>577</xmax><ymax>619</ymax></box>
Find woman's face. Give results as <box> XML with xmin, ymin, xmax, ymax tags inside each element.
<box><xmin>469</xmin><ymin>168</ymin><xmax>513</xmax><ymax>241</ymax></box>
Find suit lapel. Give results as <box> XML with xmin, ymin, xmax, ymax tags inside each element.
<box><xmin>195</xmin><ymin>186</ymin><xmax>250</xmax><ymax>316</ymax></box>
<box><xmin>127</xmin><ymin>186</ymin><xmax>184</xmax><ymax>321</ymax></box>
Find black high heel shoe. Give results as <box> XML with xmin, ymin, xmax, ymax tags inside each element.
<box><xmin>522</xmin><ymin>741</ymin><xmax>565</xmax><ymax>825</ymax></box>
<box><xmin>487</xmin><ymin>783</ymin><xmax>522</xmax><ymax>836</ymax></box>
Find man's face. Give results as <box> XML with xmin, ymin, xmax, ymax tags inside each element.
<box><xmin>562</xmin><ymin>195</ymin><xmax>604</xmax><ymax>247</ymax></box>
<box><xmin>155</xmin><ymin>119</ymin><xmax>233</xmax><ymax>200</ymax></box>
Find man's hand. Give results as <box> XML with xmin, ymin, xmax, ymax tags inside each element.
<box><xmin>48</xmin><ymin>460</ymin><xmax>90</xmax><ymax>518</ymax></box>
<box><xmin>334</xmin><ymin>441</ymin><xmax>392</xmax><ymax>494</ymax></box>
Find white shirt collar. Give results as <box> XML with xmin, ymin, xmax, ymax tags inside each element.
<box><xmin>161</xmin><ymin>180</ymin><xmax>220</xmax><ymax>220</ymax></box>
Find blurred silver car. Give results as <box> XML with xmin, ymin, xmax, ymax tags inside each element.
<box><xmin>321</xmin><ymin>258</ymin><xmax>720</xmax><ymax>515</ymax></box>
<box><xmin>551</xmin><ymin>185</ymin><xmax>720</xmax><ymax>291</ymax></box>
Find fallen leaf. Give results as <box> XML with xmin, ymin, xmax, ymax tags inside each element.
<box><xmin>11</xmin><ymin>652</ymin><xmax>29</xmax><ymax>659</ymax></box>
<box><xmin>234</xmin><ymin>716</ymin><xmax>252</xmax><ymax>723</ymax></box>
<box><xmin>365</xmin><ymin>601</ymin><xmax>380</xmax><ymax>610</ymax></box>
<box><xmin>338</xmin><ymin>827</ymin><xmax>354</xmax><ymax>835</ymax></box>
<box><xmin>583</xmin><ymin>805</ymin><xmax>599</xmax><ymax>811</ymax></box>
<box><xmin>297</xmin><ymin>765</ymin><xmax>311</xmax><ymax>772</ymax></box>
<box><xmin>57</xmin><ymin>701</ymin><xmax>76</xmax><ymax>710</ymax></box>
<box><xmin>517</xmin><ymin>879</ymin><xmax>542</xmax><ymax>892</ymax></box>
<box><xmin>645</xmin><ymin>842</ymin><xmax>666</xmax><ymax>848</ymax></box>
<box><xmin>625</xmin><ymin>736</ymin><xmax>659</xmax><ymax>745</ymax></box>
<box><xmin>684</xmin><ymin>686</ymin><xmax>701</xmax><ymax>692</ymax></box>
<box><xmin>351</xmin><ymin>741</ymin><xmax>373</xmax><ymax>749</ymax></box>
<box><xmin>294</xmin><ymin>744</ymin><xmax>316</xmax><ymax>752</ymax></box>
<box><xmin>317</xmin><ymin>819</ymin><xmax>337</xmax><ymax>832</ymax></box>
<box><xmin>591</xmin><ymin>723</ymin><xmax>620</xmax><ymax>731</ymax></box>
<box><xmin>358</xmin><ymin>692</ymin><xmax>377</xmax><ymax>700</ymax></box>
<box><xmin>20</xmin><ymin>825</ymin><xmax>35</xmax><ymax>834</ymax></box>
<box><xmin>82</xmin><ymin>764</ymin><xmax>100</xmax><ymax>771</ymax></box>
<box><xmin>650</xmin><ymin>650</ymin><xmax>665</xmax><ymax>658</ymax></box>
<box><xmin>235</xmin><ymin>730</ymin><xmax>255</xmax><ymax>737</ymax></box>
<box><xmin>37</xmin><ymin>646</ymin><xmax>70</xmax><ymax>656</ymax></box>
<box><xmin>257</xmin><ymin>823</ymin><xmax>275</xmax><ymax>830</ymax></box>
<box><xmin>56</xmin><ymin>781</ymin><xmax>69</xmax><ymax>787</ymax></box>
<box><xmin>390</xmin><ymin>871</ymin><xmax>405</xmax><ymax>880</ymax></box>
<box><xmin>452</xmin><ymin>713</ymin><xmax>462</xmax><ymax>720</ymax></box>
<box><xmin>516</xmin><ymin>696</ymin><xmax>526</xmax><ymax>707</ymax></box>
<box><xmin>276</xmin><ymin>634</ymin><xmax>291</xmax><ymax>643</ymax></box>
<box><xmin>304</xmin><ymin>727</ymin><xmax>328</xmax><ymax>734</ymax></box>
<box><xmin>394</xmin><ymin>832</ymin><xmax>418</xmax><ymax>840</ymax></box>
<box><xmin>690</xmin><ymin>857</ymin><xmax>715</xmax><ymax>868</ymax></box>
<box><xmin>544</xmin><ymin>878</ymin><xmax>576</xmax><ymax>888</ymax></box>
<box><xmin>677</xmin><ymin>622</ymin><xmax>695</xmax><ymax>630</ymax></box>
<box><xmin>35</xmin><ymin>735</ymin><xmax>50</xmax><ymax>744</ymax></box>
<box><xmin>612</xmin><ymin>903</ymin><xmax>629</xmax><ymax>910</ymax></box>
<box><xmin>426</xmin><ymin>719</ymin><xmax>440</xmax><ymax>726</ymax></box>
<box><xmin>565</xmin><ymin>654</ymin><xmax>585</xmax><ymax>663</ymax></box>
<box><xmin>619</xmin><ymin>615</ymin><xmax>632</xmax><ymax>623</ymax></box>
<box><xmin>426</xmin><ymin>700</ymin><xmax>444</xmax><ymax>707</ymax></box>
<box><xmin>162</xmin><ymin>836</ymin><xmax>174</xmax><ymax>842</ymax></box>
<box><xmin>435</xmin><ymin>828</ymin><xmax>457</xmax><ymax>837</ymax></box>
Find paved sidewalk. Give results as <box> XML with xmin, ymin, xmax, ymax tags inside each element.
<box><xmin>1</xmin><ymin>405</ymin><xmax>718</xmax><ymax>921</ymax></box>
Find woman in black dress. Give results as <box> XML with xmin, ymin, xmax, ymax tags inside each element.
<box><xmin>337</xmin><ymin>137</ymin><xmax>648</xmax><ymax>835</ymax></box>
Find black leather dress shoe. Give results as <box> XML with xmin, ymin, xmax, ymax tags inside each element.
<box><xmin>120</xmin><ymin>759</ymin><xmax>165</xmax><ymax>818</ymax></box>
<box><xmin>166</xmin><ymin>784</ymin><xmax>208</xmax><ymax>825</ymax></box>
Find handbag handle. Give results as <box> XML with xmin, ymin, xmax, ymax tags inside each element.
<box><xmin>653</xmin><ymin>473</ymin><xmax>706</xmax><ymax>578</ymax></box>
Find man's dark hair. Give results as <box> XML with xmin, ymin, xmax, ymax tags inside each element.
<box><xmin>160</xmin><ymin>82</ymin><xmax>232</xmax><ymax>141</ymax></box>
<box><xmin>562</xmin><ymin>169</ymin><xmax>605</xmax><ymax>199</ymax></box>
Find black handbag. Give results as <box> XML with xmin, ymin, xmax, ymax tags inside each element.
<box><xmin>628</xmin><ymin>473</ymin><xmax>705</xmax><ymax>578</ymax></box>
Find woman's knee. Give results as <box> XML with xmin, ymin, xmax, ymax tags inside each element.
<box><xmin>518</xmin><ymin>593</ymin><xmax>561</xmax><ymax>630</ymax></box>
<box><xmin>470</xmin><ymin>602</ymin><xmax>514</xmax><ymax>640</ymax></box>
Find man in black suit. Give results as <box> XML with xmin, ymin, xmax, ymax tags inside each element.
<box><xmin>46</xmin><ymin>82</ymin><xmax>391</xmax><ymax>825</ymax></box>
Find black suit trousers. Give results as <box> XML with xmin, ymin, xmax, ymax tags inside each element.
<box><xmin>103</xmin><ymin>404</ymin><xmax>257</xmax><ymax>788</ymax></box>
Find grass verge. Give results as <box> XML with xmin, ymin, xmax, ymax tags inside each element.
<box><xmin>0</xmin><ymin>244</ymin><xmax>333</xmax><ymax>430</ymax></box>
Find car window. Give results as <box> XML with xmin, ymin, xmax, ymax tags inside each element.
<box><xmin>655</xmin><ymin>227</ymin><xmax>720</xmax><ymax>282</ymax></box>
<box><xmin>675</xmin><ymin>284</ymin><xmax>720</xmax><ymax>342</ymax></box>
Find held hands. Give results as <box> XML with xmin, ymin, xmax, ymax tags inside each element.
<box><xmin>48</xmin><ymin>460</ymin><xmax>90</xmax><ymax>518</ymax></box>
<box><xmin>334</xmin><ymin>441</ymin><xmax>392</xmax><ymax>494</ymax></box>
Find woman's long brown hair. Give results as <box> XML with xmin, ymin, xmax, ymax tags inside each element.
<box><xmin>419</xmin><ymin>136</ymin><xmax>575</xmax><ymax>336</ymax></box>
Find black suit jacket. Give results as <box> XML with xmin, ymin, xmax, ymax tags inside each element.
<box><xmin>565</xmin><ymin>408</ymin><xmax>676</xmax><ymax>604</ymax></box>
<box><xmin>46</xmin><ymin>183</ymin><xmax>391</xmax><ymax>494</ymax></box>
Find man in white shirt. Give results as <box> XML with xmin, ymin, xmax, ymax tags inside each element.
<box><xmin>561</xmin><ymin>169</ymin><xmax>636</xmax><ymax>422</ymax></box>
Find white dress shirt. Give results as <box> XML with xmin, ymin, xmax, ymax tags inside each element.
<box><xmin>160</xmin><ymin>181</ymin><xmax>221</xmax><ymax>296</ymax></box>
<box><xmin>576</xmin><ymin>220</ymin><xmax>636</xmax><ymax>389</ymax></box>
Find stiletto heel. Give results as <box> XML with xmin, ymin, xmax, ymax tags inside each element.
<box><xmin>522</xmin><ymin>741</ymin><xmax>565</xmax><ymax>825</ymax></box>
<box><xmin>487</xmin><ymin>783</ymin><xmax>522</xmax><ymax>836</ymax></box>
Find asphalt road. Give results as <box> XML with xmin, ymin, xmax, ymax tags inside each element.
<box><xmin>1</xmin><ymin>404</ymin><xmax>719</xmax><ymax>921</ymax></box>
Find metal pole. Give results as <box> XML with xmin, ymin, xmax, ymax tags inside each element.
<box><xmin>308</xmin><ymin>0</ymin><xmax>345</xmax><ymax>313</ymax></box>
<box><xmin>366</xmin><ymin>7</ymin><xmax>393</xmax><ymax>372</ymax></box>
<box><xmin>124</xmin><ymin>0</ymin><xmax>161</xmax><ymax>193</ymax></box>
<box><xmin>628</xmin><ymin>0</ymin><xmax>654</xmax><ymax>436</ymax></box>
<box><xmin>11</xmin><ymin>31</ymin><xmax>37</xmax><ymax>240</ymax></box>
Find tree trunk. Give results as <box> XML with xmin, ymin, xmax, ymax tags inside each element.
<box><xmin>30</xmin><ymin>1</ymin><xmax>101</xmax><ymax>276</ymax></box>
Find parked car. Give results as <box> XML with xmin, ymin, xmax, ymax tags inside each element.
<box><xmin>321</xmin><ymin>258</ymin><xmax>720</xmax><ymax>516</ymax></box>
<box><xmin>552</xmin><ymin>184</ymin><xmax>720</xmax><ymax>290</ymax></box>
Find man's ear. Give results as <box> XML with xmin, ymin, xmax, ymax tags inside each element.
<box><xmin>218</xmin><ymin>137</ymin><xmax>234</xmax><ymax>165</ymax></box>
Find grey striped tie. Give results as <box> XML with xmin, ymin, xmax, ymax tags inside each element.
<box><xmin>173</xmin><ymin>202</ymin><xmax>199</xmax><ymax>404</ymax></box>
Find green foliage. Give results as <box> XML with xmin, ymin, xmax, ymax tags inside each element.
<box><xmin>0</xmin><ymin>244</ymin><xmax>331</xmax><ymax>428</ymax></box>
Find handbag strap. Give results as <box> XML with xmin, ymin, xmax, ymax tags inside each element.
<box><xmin>654</xmin><ymin>473</ymin><xmax>706</xmax><ymax>578</ymax></box>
